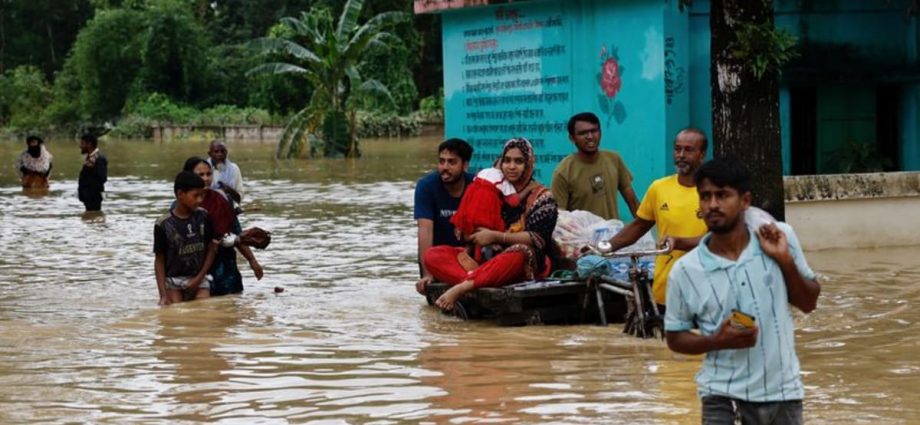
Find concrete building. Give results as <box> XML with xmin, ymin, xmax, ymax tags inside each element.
<box><xmin>415</xmin><ymin>0</ymin><xmax>920</xmax><ymax>249</ymax></box>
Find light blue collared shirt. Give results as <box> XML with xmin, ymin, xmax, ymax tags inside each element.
<box><xmin>665</xmin><ymin>222</ymin><xmax>816</xmax><ymax>402</ymax></box>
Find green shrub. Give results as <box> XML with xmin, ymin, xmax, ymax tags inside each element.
<box><xmin>125</xmin><ymin>92</ymin><xmax>197</xmax><ymax>123</ymax></box>
<box><xmin>418</xmin><ymin>87</ymin><xmax>443</xmax><ymax>121</ymax></box>
<box><xmin>0</xmin><ymin>66</ymin><xmax>53</xmax><ymax>132</ymax></box>
<box><xmin>356</xmin><ymin>112</ymin><xmax>422</xmax><ymax>138</ymax></box>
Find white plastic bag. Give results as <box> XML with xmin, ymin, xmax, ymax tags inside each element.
<box><xmin>553</xmin><ymin>210</ymin><xmax>622</xmax><ymax>259</ymax></box>
<box><xmin>745</xmin><ymin>206</ymin><xmax>776</xmax><ymax>232</ymax></box>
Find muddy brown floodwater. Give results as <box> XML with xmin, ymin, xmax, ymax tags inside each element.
<box><xmin>0</xmin><ymin>137</ymin><xmax>918</xmax><ymax>424</ymax></box>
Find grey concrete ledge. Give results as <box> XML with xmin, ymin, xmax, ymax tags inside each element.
<box><xmin>784</xmin><ymin>171</ymin><xmax>920</xmax><ymax>202</ymax></box>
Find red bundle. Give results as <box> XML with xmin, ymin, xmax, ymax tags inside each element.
<box><xmin>451</xmin><ymin>178</ymin><xmax>506</xmax><ymax>238</ymax></box>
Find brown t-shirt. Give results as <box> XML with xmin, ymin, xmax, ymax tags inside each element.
<box><xmin>551</xmin><ymin>150</ymin><xmax>633</xmax><ymax>220</ymax></box>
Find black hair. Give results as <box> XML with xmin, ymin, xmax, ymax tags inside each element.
<box><xmin>694</xmin><ymin>156</ymin><xmax>752</xmax><ymax>195</ymax></box>
<box><xmin>567</xmin><ymin>112</ymin><xmax>601</xmax><ymax>135</ymax></box>
<box><xmin>182</xmin><ymin>156</ymin><xmax>211</xmax><ymax>172</ymax></box>
<box><xmin>174</xmin><ymin>170</ymin><xmax>205</xmax><ymax>195</ymax></box>
<box><xmin>677</xmin><ymin>127</ymin><xmax>708</xmax><ymax>151</ymax></box>
<box><xmin>26</xmin><ymin>135</ymin><xmax>44</xmax><ymax>144</ymax></box>
<box><xmin>438</xmin><ymin>138</ymin><xmax>473</xmax><ymax>162</ymax></box>
<box><xmin>80</xmin><ymin>133</ymin><xmax>98</xmax><ymax>147</ymax></box>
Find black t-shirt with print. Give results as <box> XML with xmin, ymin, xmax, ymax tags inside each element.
<box><xmin>153</xmin><ymin>209</ymin><xmax>213</xmax><ymax>278</ymax></box>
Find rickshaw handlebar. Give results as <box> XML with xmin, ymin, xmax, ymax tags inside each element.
<box><xmin>587</xmin><ymin>240</ymin><xmax>672</xmax><ymax>258</ymax></box>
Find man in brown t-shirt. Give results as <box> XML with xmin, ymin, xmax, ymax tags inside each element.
<box><xmin>551</xmin><ymin>112</ymin><xmax>639</xmax><ymax>220</ymax></box>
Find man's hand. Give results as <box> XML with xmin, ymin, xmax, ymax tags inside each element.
<box><xmin>659</xmin><ymin>235</ymin><xmax>676</xmax><ymax>252</ymax></box>
<box><xmin>249</xmin><ymin>259</ymin><xmax>264</xmax><ymax>280</ymax></box>
<box><xmin>186</xmin><ymin>277</ymin><xmax>202</xmax><ymax>293</ymax></box>
<box><xmin>756</xmin><ymin>223</ymin><xmax>791</xmax><ymax>263</ymax></box>
<box><xmin>711</xmin><ymin>318</ymin><xmax>758</xmax><ymax>350</ymax></box>
<box><xmin>158</xmin><ymin>296</ymin><xmax>171</xmax><ymax>306</ymax></box>
<box><xmin>416</xmin><ymin>275</ymin><xmax>433</xmax><ymax>295</ymax></box>
<box><xmin>470</xmin><ymin>228</ymin><xmax>499</xmax><ymax>246</ymax></box>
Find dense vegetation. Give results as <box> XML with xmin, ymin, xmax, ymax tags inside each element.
<box><xmin>0</xmin><ymin>0</ymin><xmax>444</xmax><ymax>152</ymax></box>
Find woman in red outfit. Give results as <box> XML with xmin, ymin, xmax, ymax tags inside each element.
<box><xmin>423</xmin><ymin>137</ymin><xmax>559</xmax><ymax>311</ymax></box>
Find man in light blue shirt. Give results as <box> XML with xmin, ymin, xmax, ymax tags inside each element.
<box><xmin>665</xmin><ymin>157</ymin><xmax>821</xmax><ymax>425</ymax></box>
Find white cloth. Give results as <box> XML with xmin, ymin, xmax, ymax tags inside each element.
<box><xmin>476</xmin><ymin>167</ymin><xmax>515</xmax><ymax>196</ymax></box>
<box><xmin>208</xmin><ymin>157</ymin><xmax>243</xmax><ymax>199</ymax></box>
<box><xmin>18</xmin><ymin>146</ymin><xmax>53</xmax><ymax>174</ymax></box>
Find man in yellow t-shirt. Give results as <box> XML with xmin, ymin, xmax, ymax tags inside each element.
<box><xmin>552</xmin><ymin>112</ymin><xmax>640</xmax><ymax>220</ymax></box>
<box><xmin>606</xmin><ymin>128</ymin><xmax>708</xmax><ymax>309</ymax></box>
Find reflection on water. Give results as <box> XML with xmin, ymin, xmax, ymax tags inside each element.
<box><xmin>0</xmin><ymin>137</ymin><xmax>919</xmax><ymax>423</ymax></box>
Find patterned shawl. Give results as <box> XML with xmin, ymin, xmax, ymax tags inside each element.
<box><xmin>496</xmin><ymin>137</ymin><xmax>558</xmax><ymax>278</ymax></box>
<box><xmin>18</xmin><ymin>145</ymin><xmax>53</xmax><ymax>174</ymax></box>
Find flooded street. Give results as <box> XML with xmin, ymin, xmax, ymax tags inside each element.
<box><xmin>0</xmin><ymin>137</ymin><xmax>918</xmax><ymax>424</ymax></box>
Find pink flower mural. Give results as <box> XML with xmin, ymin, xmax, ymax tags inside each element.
<box><xmin>597</xmin><ymin>44</ymin><xmax>627</xmax><ymax>125</ymax></box>
<box><xmin>601</xmin><ymin>57</ymin><xmax>621</xmax><ymax>98</ymax></box>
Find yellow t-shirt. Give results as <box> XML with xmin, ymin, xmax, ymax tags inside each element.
<box><xmin>636</xmin><ymin>175</ymin><xmax>708</xmax><ymax>305</ymax></box>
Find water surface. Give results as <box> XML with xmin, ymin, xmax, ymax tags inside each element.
<box><xmin>0</xmin><ymin>137</ymin><xmax>917</xmax><ymax>424</ymax></box>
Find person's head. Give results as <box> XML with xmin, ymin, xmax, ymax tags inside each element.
<box><xmin>79</xmin><ymin>134</ymin><xmax>98</xmax><ymax>154</ymax></box>
<box><xmin>25</xmin><ymin>135</ymin><xmax>44</xmax><ymax>157</ymax></box>
<box><xmin>567</xmin><ymin>112</ymin><xmax>602</xmax><ymax>155</ymax></box>
<box><xmin>497</xmin><ymin>137</ymin><xmax>535</xmax><ymax>190</ymax></box>
<box><xmin>694</xmin><ymin>157</ymin><xmax>752</xmax><ymax>234</ymax></box>
<box><xmin>437</xmin><ymin>138</ymin><xmax>473</xmax><ymax>185</ymax></box>
<box><xmin>173</xmin><ymin>170</ymin><xmax>206</xmax><ymax>211</ymax></box>
<box><xmin>183</xmin><ymin>156</ymin><xmax>214</xmax><ymax>188</ymax></box>
<box><xmin>208</xmin><ymin>140</ymin><xmax>228</xmax><ymax>164</ymax></box>
<box><xmin>673</xmin><ymin>128</ymin><xmax>707</xmax><ymax>177</ymax></box>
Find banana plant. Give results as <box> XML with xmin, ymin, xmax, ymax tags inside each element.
<box><xmin>248</xmin><ymin>0</ymin><xmax>408</xmax><ymax>158</ymax></box>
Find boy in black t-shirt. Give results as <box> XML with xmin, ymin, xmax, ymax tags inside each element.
<box><xmin>154</xmin><ymin>171</ymin><xmax>218</xmax><ymax>305</ymax></box>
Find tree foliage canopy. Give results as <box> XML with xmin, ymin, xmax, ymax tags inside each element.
<box><xmin>0</xmin><ymin>0</ymin><xmax>441</xmax><ymax>143</ymax></box>
<box><xmin>249</xmin><ymin>0</ymin><xmax>410</xmax><ymax>158</ymax></box>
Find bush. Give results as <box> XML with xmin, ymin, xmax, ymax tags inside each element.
<box><xmin>111</xmin><ymin>92</ymin><xmax>280</xmax><ymax>137</ymax></box>
<box><xmin>194</xmin><ymin>105</ymin><xmax>277</xmax><ymax>126</ymax></box>
<box><xmin>0</xmin><ymin>66</ymin><xmax>53</xmax><ymax>131</ymax></box>
<box><xmin>418</xmin><ymin>87</ymin><xmax>443</xmax><ymax>121</ymax></box>
<box><xmin>356</xmin><ymin>112</ymin><xmax>422</xmax><ymax>138</ymax></box>
<box><xmin>125</xmin><ymin>92</ymin><xmax>197</xmax><ymax>123</ymax></box>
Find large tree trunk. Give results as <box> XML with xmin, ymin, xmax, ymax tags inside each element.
<box><xmin>710</xmin><ymin>0</ymin><xmax>785</xmax><ymax>220</ymax></box>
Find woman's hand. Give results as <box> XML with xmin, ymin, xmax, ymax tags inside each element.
<box><xmin>470</xmin><ymin>228</ymin><xmax>501</xmax><ymax>246</ymax></box>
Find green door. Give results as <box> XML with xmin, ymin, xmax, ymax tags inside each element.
<box><xmin>815</xmin><ymin>86</ymin><xmax>876</xmax><ymax>174</ymax></box>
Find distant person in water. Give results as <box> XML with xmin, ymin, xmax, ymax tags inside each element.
<box><xmin>18</xmin><ymin>135</ymin><xmax>53</xmax><ymax>189</ymax></box>
<box><xmin>154</xmin><ymin>171</ymin><xmax>218</xmax><ymax>305</ymax></box>
<box><xmin>207</xmin><ymin>140</ymin><xmax>243</xmax><ymax>206</ymax></box>
<box><xmin>78</xmin><ymin>134</ymin><xmax>108</xmax><ymax>211</ymax></box>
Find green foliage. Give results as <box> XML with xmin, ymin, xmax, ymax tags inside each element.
<box><xmin>418</xmin><ymin>88</ymin><xmax>444</xmax><ymax>121</ymax></box>
<box><xmin>136</xmin><ymin>2</ymin><xmax>210</xmax><ymax>102</ymax></box>
<box><xmin>0</xmin><ymin>1</ymin><xmax>94</xmax><ymax>78</ymax></box>
<box><xmin>356</xmin><ymin>112</ymin><xmax>422</xmax><ymax>138</ymax></box>
<box><xmin>61</xmin><ymin>8</ymin><xmax>146</xmax><ymax>120</ymax></box>
<box><xmin>249</xmin><ymin>0</ymin><xmax>410</xmax><ymax>158</ymax></box>
<box><xmin>111</xmin><ymin>92</ymin><xmax>278</xmax><ymax>138</ymax></box>
<box><xmin>124</xmin><ymin>92</ymin><xmax>198</xmax><ymax>123</ymax></box>
<box><xmin>730</xmin><ymin>22</ymin><xmax>799</xmax><ymax>80</ymax></box>
<box><xmin>0</xmin><ymin>66</ymin><xmax>54</xmax><ymax>131</ymax></box>
<box><xmin>1</xmin><ymin>0</ymin><xmax>430</xmax><ymax>139</ymax></box>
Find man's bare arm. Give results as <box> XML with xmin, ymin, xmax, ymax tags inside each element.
<box><xmin>417</xmin><ymin>219</ymin><xmax>434</xmax><ymax>277</ymax></box>
<box><xmin>621</xmin><ymin>185</ymin><xmax>641</xmax><ymax>219</ymax></box>
<box><xmin>608</xmin><ymin>217</ymin><xmax>654</xmax><ymax>251</ymax></box>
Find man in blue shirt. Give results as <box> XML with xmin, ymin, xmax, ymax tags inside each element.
<box><xmin>414</xmin><ymin>138</ymin><xmax>474</xmax><ymax>295</ymax></box>
<box><xmin>665</xmin><ymin>157</ymin><xmax>821</xmax><ymax>425</ymax></box>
